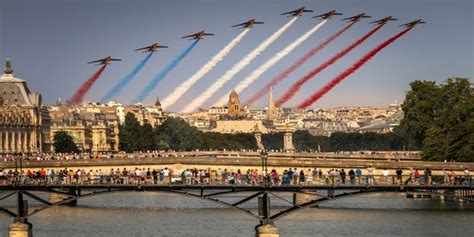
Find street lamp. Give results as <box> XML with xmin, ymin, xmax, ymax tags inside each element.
<box><xmin>13</xmin><ymin>152</ymin><xmax>23</xmax><ymax>184</ymax></box>
<box><xmin>260</xmin><ymin>150</ymin><xmax>268</xmax><ymax>186</ymax></box>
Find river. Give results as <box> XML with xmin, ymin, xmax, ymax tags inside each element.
<box><xmin>0</xmin><ymin>192</ymin><xmax>473</xmax><ymax>236</ymax></box>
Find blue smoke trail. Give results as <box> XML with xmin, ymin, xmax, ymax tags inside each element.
<box><xmin>100</xmin><ymin>52</ymin><xmax>154</xmax><ymax>103</ymax></box>
<box><xmin>135</xmin><ymin>40</ymin><xmax>199</xmax><ymax>102</ymax></box>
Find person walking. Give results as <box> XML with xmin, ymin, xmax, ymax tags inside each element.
<box><xmin>463</xmin><ymin>168</ymin><xmax>471</xmax><ymax>185</ymax></box>
<box><xmin>396</xmin><ymin>168</ymin><xmax>403</xmax><ymax>185</ymax></box>
<box><xmin>367</xmin><ymin>166</ymin><xmax>375</xmax><ymax>185</ymax></box>
<box><xmin>355</xmin><ymin>168</ymin><xmax>362</xmax><ymax>184</ymax></box>
<box><xmin>348</xmin><ymin>169</ymin><xmax>356</xmax><ymax>185</ymax></box>
<box><xmin>443</xmin><ymin>169</ymin><xmax>449</xmax><ymax>185</ymax></box>
<box><xmin>449</xmin><ymin>170</ymin><xmax>457</xmax><ymax>185</ymax></box>
<box><xmin>340</xmin><ymin>169</ymin><xmax>346</xmax><ymax>184</ymax></box>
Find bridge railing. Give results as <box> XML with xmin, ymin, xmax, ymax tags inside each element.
<box><xmin>0</xmin><ymin>172</ymin><xmax>472</xmax><ymax>187</ymax></box>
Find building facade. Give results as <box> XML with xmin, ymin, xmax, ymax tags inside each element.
<box><xmin>0</xmin><ymin>59</ymin><xmax>51</xmax><ymax>154</ymax></box>
<box><xmin>50</xmin><ymin>110</ymin><xmax>120</xmax><ymax>152</ymax></box>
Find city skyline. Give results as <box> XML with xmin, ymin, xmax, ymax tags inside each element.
<box><xmin>0</xmin><ymin>0</ymin><xmax>472</xmax><ymax>111</ymax></box>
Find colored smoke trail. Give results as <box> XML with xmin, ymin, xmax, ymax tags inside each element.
<box><xmin>162</xmin><ymin>29</ymin><xmax>250</xmax><ymax>110</ymax></box>
<box><xmin>243</xmin><ymin>22</ymin><xmax>356</xmax><ymax>107</ymax></box>
<box><xmin>100</xmin><ymin>52</ymin><xmax>154</xmax><ymax>103</ymax></box>
<box><xmin>69</xmin><ymin>64</ymin><xmax>108</xmax><ymax>105</ymax></box>
<box><xmin>276</xmin><ymin>24</ymin><xmax>385</xmax><ymax>107</ymax></box>
<box><xmin>210</xmin><ymin>19</ymin><xmax>330</xmax><ymax>110</ymax></box>
<box><xmin>297</xmin><ymin>27</ymin><xmax>413</xmax><ymax>108</ymax></box>
<box><xmin>135</xmin><ymin>40</ymin><xmax>199</xmax><ymax>103</ymax></box>
<box><xmin>191</xmin><ymin>17</ymin><xmax>298</xmax><ymax>110</ymax></box>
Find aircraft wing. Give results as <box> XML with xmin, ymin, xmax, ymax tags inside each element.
<box><xmin>181</xmin><ymin>34</ymin><xmax>197</xmax><ymax>39</ymax></box>
<box><xmin>254</xmin><ymin>22</ymin><xmax>264</xmax><ymax>24</ymax></box>
<box><xmin>203</xmin><ymin>33</ymin><xmax>214</xmax><ymax>36</ymax></box>
<box><xmin>281</xmin><ymin>10</ymin><xmax>296</xmax><ymax>15</ymax></box>
<box><xmin>87</xmin><ymin>59</ymin><xmax>103</xmax><ymax>64</ymax></box>
<box><xmin>312</xmin><ymin>13</ymin><xmax>327</xmax><ymax>18</ymax></box>
<box><xmin>157</xmin><ymin>45</ymin><xmax>169</xmax><ymax>48</ymax></box>
<box><xmin>110</xmin><ymin>59</ymin><xmax>122</xmax><ymax>61</ymax></box>
<box><xmin>341</xmin><ymin>16</ymin><xmax>354</xmax><ymax>21</ymax></box>
<box><xmin>232</xmin><ymin>23</ymin><xmax>245</xmax><ymax>28</ymax></box>
<box><xmin>135</xmin><ymin>46</ymin><xmax>149</xmax><ymax>51</ymax></box>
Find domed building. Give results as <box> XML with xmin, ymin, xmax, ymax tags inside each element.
<box><xmin>0</xmin><ymin>59</ymin><xmax>51</xmax><ymax>154</ymax></box>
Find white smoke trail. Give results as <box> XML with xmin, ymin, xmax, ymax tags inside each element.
<box><xmin>161</xmin><ymin>29</ymin><xmax>250</xmax><ymax>110</ymax></box>
<box><xmin>214</xmin><ymin>19</ymin><xmax>329</xmax><ymax>107</ymax></box>
<box><xmin>181</xmin><ymin>17</ymin><xmax>299</xmax><ymax>113</ymax></box>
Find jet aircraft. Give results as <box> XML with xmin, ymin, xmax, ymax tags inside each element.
<box><xmin>232</xmin><ymin>19</ymin><xmax>264</xmax><ymax>28</ymax></box>
<box><xmin>400</xmin><ymin>19</ymin><xmax>426</xmax><ymax>27</ymax></box>
<box><xmin>342</xmin><ymin>13</ymin><xmax>371</xmax><ymax>22</ymax></box>
<box><xmin>281</xmin><ymin>7</ymin><xmax>313</xmax><ymax>17</ymax></box>
<box><xmin>135</xmin><ymin>43</ymin><xmax>168</xmax><ymax>53</ymax></box>
<box><xmin>87</xmin><ymin>56</ymin><xmax>121</xmax><ymax>65</ymax></box>
<box><xmin>181</xmin><ymin>31</ymin><xmax>215</xmax><ymax>40</ymax></box>
<box><xmin>370</xmin><ymin>16</ymin><xmax>398</xmax><ymax>25</ymax></box>
<box><xmin>312</xmin><ymin>10</ymin><xmax>343</xmax><ymax>20</ymax></box>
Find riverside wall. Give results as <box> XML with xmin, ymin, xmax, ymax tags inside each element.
<box><xmin>1</xmin><ymin>153</ymin><xmax>471</xmax><ymax>176</ymax></box>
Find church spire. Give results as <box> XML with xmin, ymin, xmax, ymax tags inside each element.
<box><xmin>4</xmin><ymin>58</ymin><xmax>13</xmax><ymax>74</ymax></box>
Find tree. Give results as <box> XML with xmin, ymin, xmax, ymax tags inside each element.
<box><xmin>399</xmin><ymin>78</ymin><xmax>473</xmax><ymax>161</ymax></box>
<box><xmin>141</xmin><ymin>123</ymin><xmax>157</xmax><ymax>151</ymax></box>
<box><xmin>53</xmin><ymin>131</ymin><xmax>78</xmax><ymax>153</ymax></box>
<box><xmin>398</xmin><ymin>80</ymin><xmax>441</xmax><ymax>148</ymax></box>
<box><xmin>119</xmin><ymin>113</ymin><xmax>143</xmax><ymax>152</ymax></box>
<box><xmin>156</xmin><ymin>118</ymin><xmax>203</xmax><ymax>151</ymax></box>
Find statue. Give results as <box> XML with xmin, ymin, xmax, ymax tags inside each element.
<box><xmin>4</xmin><ymin>58</ymin><xmax>13</xmax><ymax>74</ymax></box>
<box><xmin>253</xmin><ymin>123</ymin><xmax>261</xmax><ymax>133</ymax></box>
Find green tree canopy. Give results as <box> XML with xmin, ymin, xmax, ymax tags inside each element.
<box><xmin>53</xmin><ymin>131</ymin><xmax>79</xmax><ymax>153</ymax></box>
<box><xmin>398</xmin><ymin>78</ymin><xmax>473</xmax><ymax>161</ymax></box>
<box><xmin>119</xmin><ymin>113</ymin><xmax>144</xmax><ymax>152</ymax></box>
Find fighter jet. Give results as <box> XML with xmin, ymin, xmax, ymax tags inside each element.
<box><xmin>87</xmin><ymin>56</ymin><xmax>121</xmax><ymax>65</ymax></box>
<box><xmin>341</xmin><ymin>13</ymin><xmax>371</xmax><ymax>22</ymax></box>
<box><xmin>181</xmin><ymin>31</ymin><xmax>215</xmax><ymax>40</ymax></box>
<box><xmin>370</xmin><ymin>16</ymin><xmax>397</xmax><ymax>25</ymax></box>
<box><xmin>135</xmin><ymin>43</ymin><xmax>168</xmax><ymax>53</ymax></box>
<box><xmin>312</xmin><ymin>10</ymin><xmax>343</xmax><ymax>20</ymax></box>
<box><xmin>232</xmin><ymin>19</ymin><xmax>264</xmax><ymax>29</ymax></box>
<box><xmin>400</xmin><ymin>19</ymin><xmax>426</xmax><ymax>28</ymax></box>
<box><xmin>281</xmin><ymin>7</ymin><xmax>313</xmax><ymax>17</ymax></box>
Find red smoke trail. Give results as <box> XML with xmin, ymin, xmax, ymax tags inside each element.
<box><xmin>275</xmin><ymin>24</ymin><xmax>385</xmax><ymax>107</ymax></box>
<box><xmin>243</xmin><ymin>22</ymin><xmax>356</xmax><ymax>107</ymax></box>
<box><xmin>297</xmin><ymin>27</ymin><xmax>413</xmax><ymax>108</ymax></box>
<box><xmin>69</xmin><ymin>64</ymin><xmax>108</xmax><ymax>105</ymax></box>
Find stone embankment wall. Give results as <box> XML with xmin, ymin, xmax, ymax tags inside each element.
<box><xmin>1</xmin><ymin>153</ymin><xmax>470</xmax><ymax>175</ymax></box>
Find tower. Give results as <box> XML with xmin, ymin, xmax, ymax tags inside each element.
<box><xmin>267</xmin><ymin>86</ymin><xmax>277</xmax><ymax>121</ymax></box>
<box><xmin>283</xmin><ymin>123</ymin><xmax>294</xmax><ymax>151</ymax></box>
<box><xmin>227</xmin><ymin>89</ymin><xmax>243</xmax><ymax>117</ymax></box>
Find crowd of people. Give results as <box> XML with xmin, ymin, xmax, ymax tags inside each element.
<box><xmin>0</xmin><ymin>166</ymin><xmax>470</xmax><ymax>186</ymax></box>
<box><xmin>0</xmin><ymin>149</ymin><xmax>421</xmax><ymax>162</ymax></box>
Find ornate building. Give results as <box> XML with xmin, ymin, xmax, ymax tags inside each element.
<box><xmin>123</xmin><ymin>97</ymin><xmax>166</xmax><ymax>127</ymax></box>
<box><xmin>227</xmin><ymin>90</ymin><xmax>244</xmax><ymax>118</ymax></box>
<box><xmin>0</xmin><ymin>59</ymin><xmax>51</xmax><ymax>154</ymax></box>
<box><xmin>266</xmin><ymin>86</ymin><xmax>280</xmax><ymax>121</ymax></box>
<box><xmin>49</xmin><ymin>107</ymin><xmax>119</xmax><ymax>152</ymax></box>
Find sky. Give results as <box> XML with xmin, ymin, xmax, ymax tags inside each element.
<box><xmin>0</xmin><ymin>0</ymin><xmax>472</xmax><ymax>111</ymax></box>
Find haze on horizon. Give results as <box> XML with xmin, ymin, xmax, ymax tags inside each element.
<box><xmin>0</xmin><ymin>0</ymin><xmax>472</xmax><ymax>111</ymax></box>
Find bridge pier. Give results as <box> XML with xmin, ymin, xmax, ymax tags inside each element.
<box><xmin>9</xmin><ymin>220</ymin><xmax>32</xmax><ymax>237</ymax></box>
<box><xmin>256</xmin><ymin>223</ymin><xmax>279</xmax><ymax>237</ymax></box>
<box><xmin>9</xmin><ymin>191</ymin><xmax>32</xmax><ymax>237</ymax></box>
